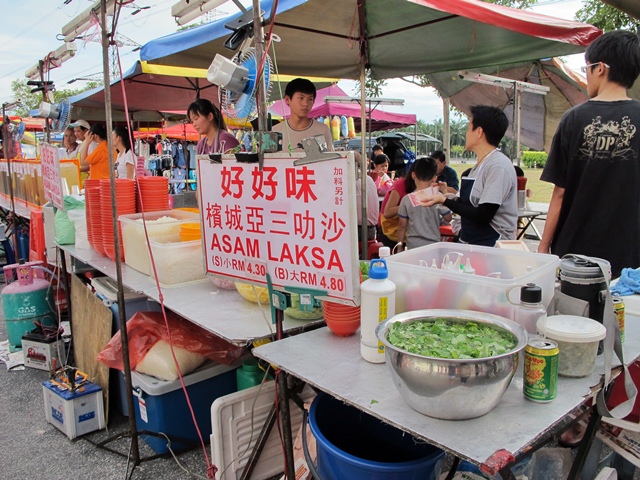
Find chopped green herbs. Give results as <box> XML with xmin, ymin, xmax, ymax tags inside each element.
<box><xmin>387</xmin><ymin>318</ymin><xmax>516</xmax><ymax>359</ymax></box>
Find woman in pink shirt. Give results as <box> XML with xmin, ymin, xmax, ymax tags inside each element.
<box><xmin>379</xmin><ymin>163</ymin><xmax>416</xmax><ymax>249</ymax></box>
<box><xmin>187</xmin><ymin>99</ymin><xmax>239</xmax><ymax>154</ymax></box>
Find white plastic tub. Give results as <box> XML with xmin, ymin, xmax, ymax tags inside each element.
<box><xmin>119</xmin><ymin>210</ymin><xmax>199</xmax><ymax>275</ymax></box>
<box><xmin>537</xmin><ymin>315</ymin><xmax>607</xmax><ymax>377</ymax></box>
<box><xmin>386</xmin><ymin>243</ymin><xmax>559</xmax><ymax>319</ymax></box>
<box><xmin>149</xmin><ymin>233</ymin><xmax>207</xmax><ymax>286</ymax></box>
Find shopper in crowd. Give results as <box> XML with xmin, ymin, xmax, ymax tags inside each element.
<box><xmin>70</xmin><ymin>119</ymin><xmax>94</xmax><ymax>174</ymax></box>
<box><xmin>62</xmin><ymin>127</ymin><xmax>79</xmax><ymax>159</ymax></box>
<box><xmin>379</xmin><ymin>163</ymin><xmax>416</xmax><ymax>250</ymax></box>
<box><xmin>354</xmin><ymin>151</ymin><xmax>380</xmax><ymax>243</ymax></box>
<box><xmin>422</xmin><ymin>105</ymin><xmax>517</xmax><ymax>246</ymax></box>
<box><xmin>272</xmin><ymin>78</ymin><xmax>334</xmax><ymax>152</ymax></box>
<box><xmin>370</xmin><ymin>143</ymin><xmax>383</xmax><ymax>162</ymax></box>
<box><xmin>432</xmin><ymin>150</ymin><xmax>459</xmax><ymax>193</ymax></box>
<box><xmin>371</xmin><ymin>153</ymin><xmax>392</xmax><ymax>195</ymax></box>
<box><xmin>113</xmin><ymin>126</ymin><xmax>136</xmax><ymax>179</ymax></box>
<box><xmin>539</xmin><ymin>30</ymin><xmax>640</xmax><ymax>279</ymax></box>
<box><xmin>79</xmin><ymin>123</ymin><xmax>113</xmax><ymax>181</ymax></box>
<box><xmin>396</xmin><ymin>156</ymin><xmax>452</xmax><ymax>250</ymax></box>
<box><xmin>188</xmin><ymin>98</ymin><xmax>239</xmax><ymax>154</ymax></box>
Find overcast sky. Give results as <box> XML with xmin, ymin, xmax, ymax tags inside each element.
<box><xmin>0</xmin><ymin>0</ymin><xmax>586</xmax><ymax>123</ymax></box>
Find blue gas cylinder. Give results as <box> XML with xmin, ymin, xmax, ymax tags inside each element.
<box><xmin>2</xmin><ymin>261</ymin><xmax>55</xmax><ymax>350</ymax></box>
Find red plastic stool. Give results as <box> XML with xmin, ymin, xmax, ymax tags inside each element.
<box><xmin>439</xmin><ymin>225</ymin><xmax>455</xmax><ymax>242</ymax></box>
<box><xmin>29</xmin><ymin>210</ymin><xmax>46</xmax><ymax>263</ymax></box>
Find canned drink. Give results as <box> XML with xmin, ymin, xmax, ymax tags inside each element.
<box><xmin>524</xmin><ymin>339</ymin><xmax>559</xmax><ymax>402</ymax></box>
<box><xmin>613</xmin><ymin>295</ymin><xmax>625</xmax><ymax>343</ymax></box>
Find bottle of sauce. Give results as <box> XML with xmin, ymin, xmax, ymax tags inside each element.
<box><xmin>360</xmin><ymin>259</ymin><xmax>396</xmax><ymax>363</ymax></box>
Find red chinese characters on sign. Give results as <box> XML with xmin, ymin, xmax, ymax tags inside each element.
<box><xmin>199</xmin><ymin>156</ymin><xmax>358</xmax><ymax>303</ymax></box>
<box><xmin>41</xmin><ymin>144</ymin><xmax>64</xmax><ymax>210</ymax></box>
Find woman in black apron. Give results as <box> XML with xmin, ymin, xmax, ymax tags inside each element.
<box><xmin>458</xmin><ymin>172</ymin><xmax>500</xmax><ymax>247</ymax></box>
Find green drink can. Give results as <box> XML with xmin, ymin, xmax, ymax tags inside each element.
<box><xmin>524</xmin><ymin>339</ymin><xmax>559</xmax><ymax>402</ymax></box>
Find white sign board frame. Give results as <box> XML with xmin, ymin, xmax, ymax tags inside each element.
<box><xmin>198</xmin><ymin>152</ymin><xmax>360</xmax><ymax>306</ymax></box>
<box><xmin>40</xmin><ymin>143</ymin><xmax>65</xmax><ymax>210</ymax></box>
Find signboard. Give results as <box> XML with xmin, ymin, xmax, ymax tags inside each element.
<box><xmin>198</xmin><ymin>153</ymin><xmax>360</xmax><ymax>305</ymax></box>
<box><xmin>41</xmin><ymin>143</ymin><xmax>64</xmax><ymax>210</ymax></box>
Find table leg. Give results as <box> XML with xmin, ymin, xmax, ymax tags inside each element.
<box><xmin>568</xmin><ymin>408</ymin><xmax>601</xmax><ymax>480</ymax></box>
<box><xmin>517</xmin><ymin>216</ymin><xmax>537</xmax><ymax>240</ymax></box>
<box><xmin>277</xmin><ymin>371</ymin><xmax>296</xmax><ymax>479</ymax></box>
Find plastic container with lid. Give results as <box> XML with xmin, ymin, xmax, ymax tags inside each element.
<box><xmin>559</xmin><ymin>256</ymin><xmax>611</xmax><ymax>325</ymax></box>
<box><xmin>537</xmin><ymin>315</ymin><xmax>607</xmax><ymax>378</ymax></box>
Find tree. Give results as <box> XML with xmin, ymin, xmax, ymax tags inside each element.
<box><xmin>353</xmin><ymin>70</ymin><xmax>387</xmax><ymax>98</ymax></box>
<box><xmin>576</xmin><ymin>0</ymin><xmax>640</xmax><ymax>31</ymax></box>
<box><xmin>9</xmin><ymin>79</ymin><xmax>102</xmax><ymax>118</ymax></box>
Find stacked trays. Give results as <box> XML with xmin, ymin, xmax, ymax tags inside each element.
<box><xmin>84</xmin><ymin>179</ymin><xmax>104</xmax><ymax>256</ymax></box>
<box><xmin>137</xmin><ymin>177</ymin><xmax>169</xmax><ymax>212</ymax></box>
<box><xmin>100</xmin><ymin>179</ymin><xmax>137</xmax><ymax>261</ymax></box>
<box><xmin>322</xmin><ymin>301</ymin><xmax>361</xmax><ymax>337</ymax></box>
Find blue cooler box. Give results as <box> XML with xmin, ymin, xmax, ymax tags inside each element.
<box><xmin>131</xmin><ymin>361</ymin><xmax>239</xmax><ymax>454</ymax></box>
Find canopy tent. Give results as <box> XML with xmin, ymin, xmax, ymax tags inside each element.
<box><xmin>141</xmin><ymin>0</ymin><xmax>600</xmax><ymax>80</ymax></box>
<box><xmin>427</xmin><ymin>58</ymin><xmax>589</xmax><ymax>152</ymax></box>
<box><xmin>68</xmin><ymin>60</ymin><xmax>336</xmax><ymax>125</ymax></box>
<box><xmin>138</xmin><ymin>123</ymin><xmax>201</xmax><ymax>142</ymax></box>
<box><xmin>269</xmin><ymin>85</ymin><xmax>417</xmax><ymax>131</ymax></box>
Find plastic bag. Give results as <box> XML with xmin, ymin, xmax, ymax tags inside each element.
<box><xmin>97</xmin><ymin>310</ymin><xmax>246</xmax><ymax>371</ymax></box>
<box><xmin>67</xmin><ymin>209</ymin><xmax>89</xmax><ymax>249</ymax></box>
<box><xmin>54</xmin><ymin>196</ymin><xmax>86</xmax><ymax>245</ymax></box>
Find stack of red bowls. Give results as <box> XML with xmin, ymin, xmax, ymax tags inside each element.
<box><xmin>322</xmin><ymin>301</ymin><xmax>361</xmax><ymax>336</ymax></box>
<box><xmin>100</xmin><ymin>179</ymin><xmax>137</xmax><ymax>261</ymax></box>
<box><xmin>136</xmin><ymin>177</ymin><xmax>170</xmax><ymax>212</ymax></box>
<box><xmin>84</xmin><ymin>179</ymin><xmax>103</xmax><ymax>255</ymax></box>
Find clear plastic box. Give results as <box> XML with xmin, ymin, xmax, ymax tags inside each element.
<box><xmin>119</xmin><ymin>210</ymin><xmax>199</xmax><ymax>275</ymax></box>
<box><xmin>149</xmin><ymin>233</ymin><xmax>207</xmax><ymax>286</ymax></box>
<box><xmin>386</xmin><ymin>243</ymin><xmax>559</xmax><ymax>319</ymax></box>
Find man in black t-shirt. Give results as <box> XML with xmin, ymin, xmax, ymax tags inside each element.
<box><xmin>539</xmin><ymin>30</ymin><xmax>640</xmax><ymax>279</ymax></box>
<box><xmin>432</xmin><ymin>150</ymin><xmax>459</xmax><ymax>193</ymax></box>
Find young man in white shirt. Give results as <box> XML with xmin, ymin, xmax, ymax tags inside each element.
<box><xmin>272</xmin><ymin>78</ymin><xmax>334</xmax><ymax>153</ymax></box>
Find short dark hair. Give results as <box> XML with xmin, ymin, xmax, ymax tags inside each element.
<box><xmin>372</xmin><ymin>154</ymin><xmax>390</xmax><ymax>166</ymax></box>
<box><xmin>430</xmin><ymin>150</ymin><xmax>446</xmax><ymax>163</ymax></box>
<box><xmin>372</xmin><ymin>144</ymin><xmax>383</xmax><ymax>152</ymax></box>
<box><xmin>469</xmin><ymin>105</ymin><xmax>508</xmax><ymax>147</ymax></box>
<box><xmin>412</xmin><ymin>156</ymin><xmax>438</xmax><ymax>182</ymax></box>
<box><xmin>585</xmin><ymin>30</ymin><xmax>640</xmax><ymax>89</ymax></box>
<box><xmin>187</xmin><ymin>98</ymin><xmax>227</xmax><ymax>131</ymax></box>
<box><xmin>284</xmin><ymin>78</ymin><xmax>316</xmax><ymax>100</ymax></box>
<box><xmin>89</xmin><ymin>123</ymin><xmax>107</xmax><ymax>140</ymax></box>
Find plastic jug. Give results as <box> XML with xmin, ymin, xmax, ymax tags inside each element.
<box><xmin>236</xmin><ymin>357</ymin><xmax>270</xmax><ymax>390</ymax></box>
<box><xmin>360</xmin><ymin>259</ymin><xmax>396</xmax><ymax>363</ymax></box>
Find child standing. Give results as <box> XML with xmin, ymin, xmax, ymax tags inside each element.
<box><xmin>396</xmin><ymin>157</ymin><xmax>452</xmax><ymax>250</ymax></box>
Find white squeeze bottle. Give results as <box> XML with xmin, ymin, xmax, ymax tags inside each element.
<box><xmin>513</xmin><ymin>283</ymin><xmax>546</xmax><ymax>334</ymax></box>
<box><xmin>360</xmin><ymin>258</ymin><xmax>396</xmax><ymax>363</ymax></box>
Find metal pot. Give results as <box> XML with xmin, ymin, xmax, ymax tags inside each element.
<box><xmin>376</xmin><ymin>309</ymin><xmax>528</xmax><ymax>420</ymax></box>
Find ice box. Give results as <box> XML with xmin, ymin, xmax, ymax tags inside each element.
<box><xmin>131</xmin><ymin>360</ymin><xmax>239</xmax><ymax>454</ymax></box>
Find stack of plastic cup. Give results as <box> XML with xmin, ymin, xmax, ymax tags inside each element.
<box><xmin>84</xmin><ymin>179</ymin><xmax>103</xmax><ymax>255</ymax></box>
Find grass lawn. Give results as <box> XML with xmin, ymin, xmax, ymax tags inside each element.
<box><xmin>449</xmin><ymin>162</ymin><xmax>553</xmax><ymax>204</ymax></box>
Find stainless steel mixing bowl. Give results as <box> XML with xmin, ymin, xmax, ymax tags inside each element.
<box><xmin>376</xmin><ymin>309</ymin><xmax>528</xmax><ymax>420</ymax></box>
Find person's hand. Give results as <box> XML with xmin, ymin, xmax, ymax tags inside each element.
<box><xmin>437</xmin><ymin>181</ymin><xmax>448</xmax><ymax>194</ymax></box>
<box><xmin>420</xmin><ymin>192</ymin><xmax>445</xmax><ymax>207</ymax></box>
<box><xmin>537</xmin><ymin>241</ymin><xmax>551</xmax><ymax>254</ymax></box>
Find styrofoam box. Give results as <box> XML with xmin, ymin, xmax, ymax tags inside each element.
<box><xmin>211</xmin><ymin>382</ymin><xmax>316</xmax><ymax>480</ymax></box>
<box><xmin>119</xmin><ymin>210</ymin><xmax>199</xmax><ymax>275</ymax></box>
<box><xmin>131</xmin><ymin>360</ymin><xmax>240</xmax><ymax>455</ymax></box>
<box><xmin>148</xmin><ymin>233</ymin><xmax>208</xmax><ymax>286</ymax></box>
<box><xmin>387</xmin><ymin>243</ymin><xmax>559</xmax><ymax>319</ymax></box>
<box><xmin>42</xmin><ymin>379</ymin><xmax>105</xmax><ymax>439</ymax></box>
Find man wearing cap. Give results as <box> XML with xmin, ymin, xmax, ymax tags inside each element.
<box><xmin>79</xmin><ymin>123</ymin><xmax>113</xmax><ymax>180</ymax></box>
<box><xmin>70</xmin><ymin>119</ymin><xmax>96</xmax><ymax>173</ymax></box>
